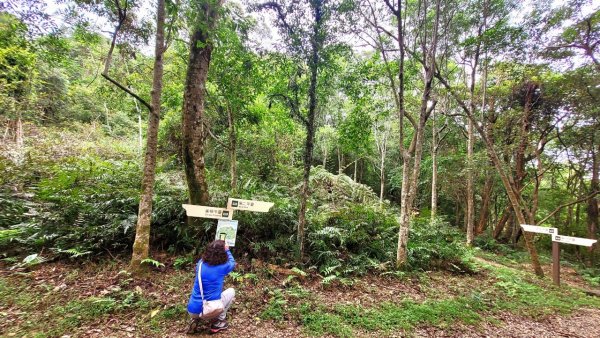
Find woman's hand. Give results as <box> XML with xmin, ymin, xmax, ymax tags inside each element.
<box><xmin>224</xmin><ymin>243</ymin><xmax>230</xmax><ymax>251</ymax></box>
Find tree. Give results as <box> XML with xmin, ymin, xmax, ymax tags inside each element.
<box><xmin>130</xmin><ymin>0</ymin><xmax>168</xmax><ymax>273</ymax></box>
<box><xmin>182</xmin><ymin>0</ymin><xmax>224</xmax><ymax>211</ymax></box>
<box><xmin>359</xmin><ymin>0</ymin><xmax>440</xmax><ymax>266</ymax></box>
<box><xmin>96</xmin><ymin>0</ymin><xmax>170</xmax><ymax>272</ymax></box>
<box><xmin>257</xmin><ymin>0</ymin><xmax>343</xmax><ymax>258</ymax></box>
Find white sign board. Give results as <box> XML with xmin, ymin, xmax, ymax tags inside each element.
<box><xmin>520</xmin><ymin>224</ymin><xmax>558</xmax><ymax>235</ymax></box>
<box><xmin>182</xmin><ymin>204</ymin><xmax>233</xmax><ymax>220</ymax></box>
<box><xmin>227</xmin><ymin>198</ymin><xmax>274</xmax><ymax>213</ymax></box>
<box><xmin>215</xmin><ymin>219</ymin><xmax>238</xmax><ymax>247</ymax></box>
<box><xmin>552</xmin><ymin>235</ymin><xmax>597</xmax><ymax>247</ymax></box>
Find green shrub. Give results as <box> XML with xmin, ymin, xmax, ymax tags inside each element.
<box><xmin>307</xmin><ymin>204</ymin><xmax>397</xmax><ymax>277</ymax></box>
<box><xmin>407</xmin><ymin>217</ymin><xmax>473</xmax><ymax>272</ymax></box>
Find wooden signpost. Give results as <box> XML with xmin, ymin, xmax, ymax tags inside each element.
<box><xmin>520</xmin><ymin>224</ymin><xmax>557</xmax><ymax>235</ymax></box>
<box><xmin>182</xmin><ymin>204</ymin><xmax>233</xmax><ymax>220</ymax></box>
<box><xmin>183</xmin><ymin>198</ymin><xmax>274</xmax><ymax>246</ymax></box>
<box><xmin>227</xmin><ymin>198</ymin><xmax>274</xmax><ymax>212</ymax></box>
<box><xmin>520</xmin><ymin>224</ymin><xmax>597</xmax><ymax>286</ymax></box>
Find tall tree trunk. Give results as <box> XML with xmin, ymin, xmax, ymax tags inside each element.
<box><xmin>466</xmin><ymin>118</ymin><xmax>475</xmax><ymax>244</ymax></box>
<box><xmin>588</xmin><ymin>142</ymin><xmax>599</xmax><ymax>265</ymax></box>
<box><xmin>493</xmin><ymin>205</ymin><xmax>510</xmax><ymax>239</ymax></box>
<box><xmin>397</xmin><ymin>0</ymin><xmax>440</xmax><ymax>267</ymax></box>
<box><xmin>431</xmin><ymin>108</ymin><xmax>438</xmax><ymax>219</ymax></box>
<box><xmin>476</xmin><ymin>175</ymin><xmax>493</xmax><ymax>234</ymax></box>
<box><xmin>182</xmin><ymin>0</ymin><xmax>223</xmax><ymax>215</ymax></box>
<box><xmin>466</xmin><ymin>16</ymin><xmax>483</xmax><ymax>245</ymax></box>
<box><xmin>130</xmin><ymin>0</ymin><xmax>166</xmax><ymax>273</ymax></box>
<box><xmin>297</xmin><ymin>1</ymin><xmax>323</xmax><ymax>258</ymax></box>
<box><xmin>337</xmin><ymin>146</ymin><xmax>342</xmax><ymax>174</ymax></box>
<box><xmin>228</xmin><ymin>105</ymin><xmax>237</xmax><ymax>192</ymax></box>
<box><xmin>380</xmin><ymin>150</ymin><xmax>386</xmax><ymax>203</ymax></box>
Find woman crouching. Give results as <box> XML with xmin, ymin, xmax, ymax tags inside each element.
<box><xmin>187</xmin><ymin>240</ymin><xmax>236</xmax><ymax>333</ymax></box>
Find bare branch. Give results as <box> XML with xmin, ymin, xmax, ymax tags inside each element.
<box><xmin>203</xmin><ymin>121</ymin><xmax>230</xmax><ymax>149</ymax></box>
<box><xmin>101</xmin><ymin>0</ymin><xmax>153</xmax><ymax>114</ymax></box>
<box><xmin>268</xmin><ymin>93</ymin><xmax>308</xmax><ymax>126</ymax></box>
<box><xmin>101</xmin><ymin>74</ymin><xmax>151</xmax><ymax>111</ymax></box>
<box><xmin>538</xmin><ymin>191</ymin><xmax>599</xmax><ymax>226</ymax></box>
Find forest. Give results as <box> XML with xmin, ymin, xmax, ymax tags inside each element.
<box><xmin>1</xmin><ymin>0</ymin><xmax>599</xmax><ymax>337</ymax></box>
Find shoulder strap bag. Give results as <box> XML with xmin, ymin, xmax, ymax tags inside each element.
<box><xmin>198</xmin><ymin>261</ymin><xmax>224</xmax><ymax>320</ymax></box>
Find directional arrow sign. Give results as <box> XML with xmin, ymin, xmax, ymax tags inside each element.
<box><xmin>552</xmin><ymin>235</ymin><xmax>597</xmax><ymax>247</ymax></box>
<box><xmin>182</xmin><ymin>204</ymin><xmax>233</xmax><ymax>220</ymax></box>
<box><xmin>520</xmin><ymin>224</ymin><xmax>558</xmax><ymax>235</ymax></box>
<box><xmin>227</xmin><ymin>198</ymin><xmax>274</xmax><ymax>213</ymax></box>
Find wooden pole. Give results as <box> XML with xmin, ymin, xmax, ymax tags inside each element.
<box><xmin>552</xmin><ymin>241</ymin><xmax>560</xmax><ymax>286</ymax></box>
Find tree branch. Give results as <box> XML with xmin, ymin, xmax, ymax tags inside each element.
<box><xmin>101</xmin><ymin>0</ymin><xmax>153</xmax><ymax>114</ymax></box>
<box><xmin>537</xmin><ymin>191</ymin><xmax>599</xmax><ymax>226</ymax></box>
<box><xmin>203</xmin><ymin>121</ymin><xmax>230</xmax><ymax>149</ymax></box>
<box><xmin>101</xmin><ymin>74</ymin><xmax>152</xmax><ymax>111</ymax></box>
<box><xmin>268</xmin><ymin>93</ymin><xmax>308</xmax><ymax>126</ymax></box>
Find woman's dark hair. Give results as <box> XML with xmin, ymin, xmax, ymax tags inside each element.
<box><xmin>201</xmin><ymin>240</ymin><xmax>228</xmax><ymax>265</ymax></box>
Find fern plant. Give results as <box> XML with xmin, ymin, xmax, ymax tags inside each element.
<box><xmin>140</xmin><ymin>258</ymin><xmax>165</xmax><ymax>268</ymax></box>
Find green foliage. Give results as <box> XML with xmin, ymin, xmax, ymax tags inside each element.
<box><xmin>57</xmin><ymin>248</ymin><xmax>92</xmax><ymax>258</ymax></box>
<box><xmin>260</xmin><ymin>288</ymin><xmax>288</xmax><ymax>321</ymax></box>
<box><xmin>484</xmin><ymin>263</ymin><xmax>600</xmax><ymax>316</ymax></box>
<box><xmin>307</xmin><ymin>202</ymin><xmax>397</xmax><ymax>277</ymax></box>
<box><xmin>173</xmin><ymin>256</ymin><xmax>194</xmax><ymax>270</ymax></box>
<box><xmin>141</xmin><ymin>258</ymin><xmax>165</xmax><ymax>268</ymax></box>
<box><xmin>407</xmin><ymin>217</ymin><xmax>474</xmax><ymax>272</ymax></box>
<box><xmin>300</xmin><ymin>297</ymin><xmax>482</xmax><ymax>337</ymax></box>
<box><xmin>579</xmin><ymin>268</ymin><xmax>600</xmax><ymax>287</ymax></box>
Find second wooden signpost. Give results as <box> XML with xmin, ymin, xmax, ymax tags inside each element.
<box><xmin>520</xmin><ymin>224</ymin><xmax>597</xmax><ymax>286</ymax></box>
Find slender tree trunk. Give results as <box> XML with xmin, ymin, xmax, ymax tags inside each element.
<box><xmin>466</xmin><ymin>21</ymin><xmax>482</xmax><ymax>245</ymax></box>
<box><xmin>380</xmin><ymin>151</ymin><xmax>385</xmax><ymax>203</ymax></box>
<box><xmin>493</xmin><ymin>205</ymin><xmax>510</xmax><ymax>239</ymax></box>
<box><xmin>431</xmin><ymin>109</ymin><xmax>437</xmax><ymax>219</ymax></box>
<box><xmin>588</xmin><ymin>142</ymin><xmax>599</xmax><ymax>265</ymax></box>
<box><xmin>130</xmin><ymin>0</ymin><xmax>166</xmax><ymax>273</ymax></box>
<box><xmin>337</xmin><ymin>146</ymin><xmax>342</xmax><ymax>174</ymax></box>
<box><xmin>137</xmin><ymin>106</ymin><xmax>143</xmax><ymax>152</ymax></box>
<box><xmin>466</xmin><ymin>117</ymin><xmax>474</xmax><ymax>244</ymax></box>
<box><xmin>476</xmin><ymin>175</ymin><xmax>493</xmax><ymax>234</ymax></box>
<box><xmin>504</xmin><ymin>213</ymin><xmax>514</xmax><ymax>243</ymax></box>
<box><xmin>16</xmin><ymin>116</ymin><xmax>23</xmax><ymax>150</ymax></box>
<box><xmin>182</xmin><ymin>0</ymin><xmax>223</xmax><ymax>214</ymax></box>
<box><xmin>297</xmin><ymin>1</ymin><xmax>323</xmax><ymax>258</ymax></box>
<box><xmin>353</xmin><ymin>159</ymin><xmax>358</xmax><ymax>182</ymax></box>
<box><xmin>228</xmin><ymin>105</ymin><xmax>237</xmax><ymax>192</ymax></box>
<box><xmin>104</xmin><ymin>102</ymin><xmax>112</xmax><ymax>133</ymax></box>
<box><xmin>397</xmin><ymin>0</ymin><xmax>440</xmax><ymax>267</ymax></box>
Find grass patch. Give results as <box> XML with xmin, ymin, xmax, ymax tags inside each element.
<box><xmin>296</xmin><ymin>260</ymin><xmax>600</xmax><ymax>337</ymax></box>
<box><xmin>260</xmin><ymin>289</ymin><xmax>288</xmax><ymax>321</ymax></box>
<box><xmin>300</xmin><ymin>304</ymin><xmax>354</xmax><ymax>338</ymax></box>
<box><xmin>147</xmin><ymin>304</ymin><xmax>188</xmax><ymax>333</ymax></box>
<box><xmin>299</xmin><ymin>296</ymin><xmax>483</xmax><ymax>337</ymax></box>
<box><xmin>484</xmin><ymin>263</ymin><xmax>600</xmax><ymax>316</ymax></box>
<box><xmin>0</xmin><ymin>274</ymin><xmax>157</xmax><ymax>337</ymax></box>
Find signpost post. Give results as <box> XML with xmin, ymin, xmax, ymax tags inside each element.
<box><xmin>520</xmin><ymin>224</ymin><xmax>597</xmax><ymax>286</ymax></box>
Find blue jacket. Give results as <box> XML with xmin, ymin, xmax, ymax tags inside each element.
<box><xmin>187</xmin><ymin>250</ymin><xmax>235</xmax><ymax>314</ymax></box>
